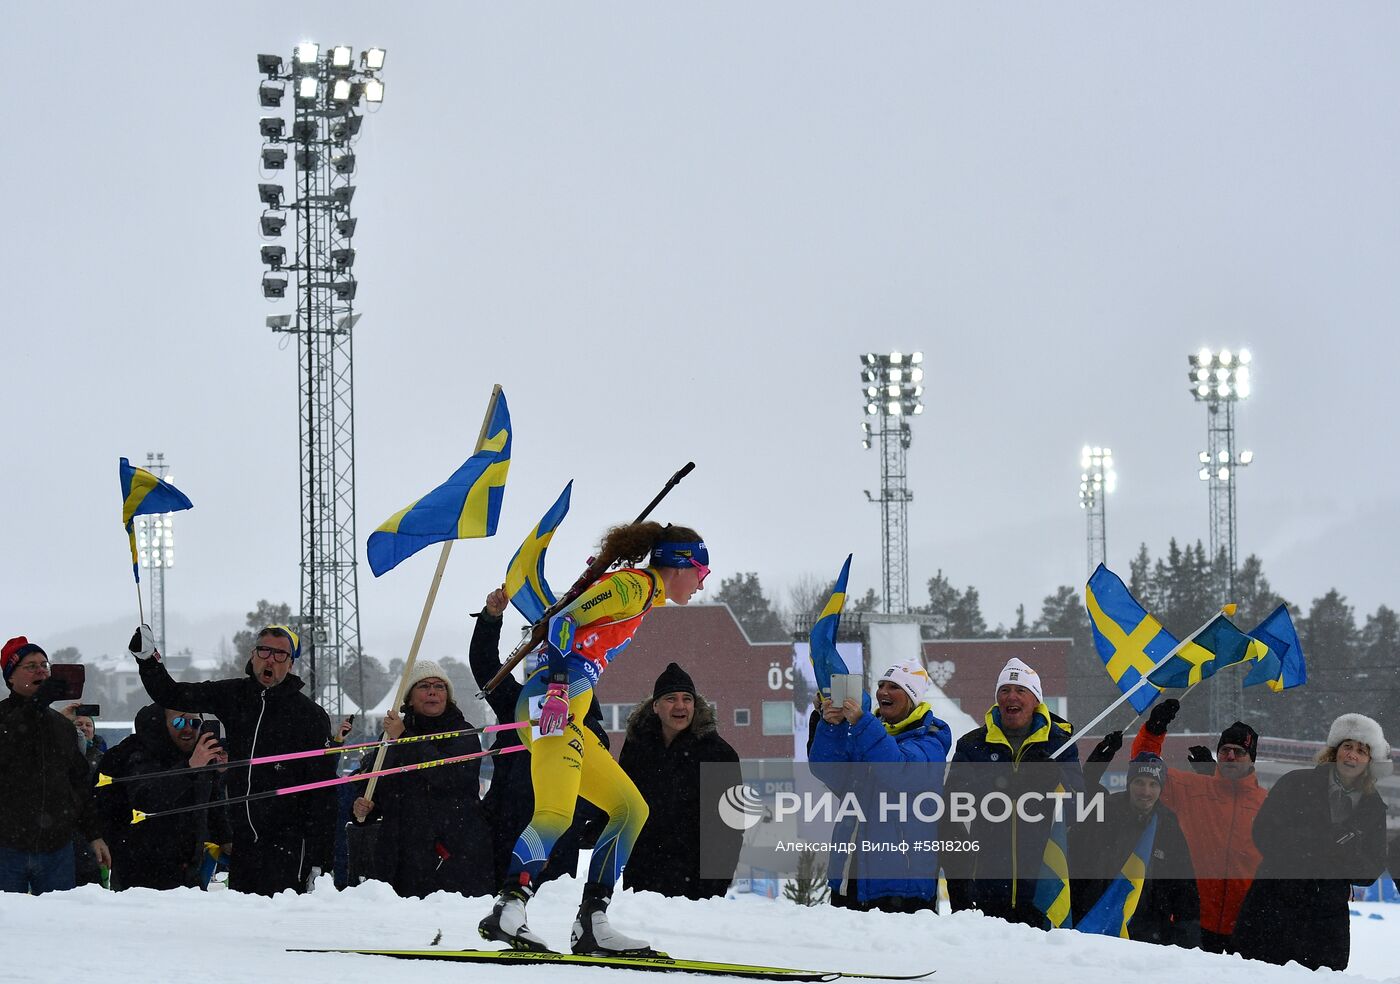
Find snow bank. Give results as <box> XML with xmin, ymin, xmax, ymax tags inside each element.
<box><xmin>3</xmin><ymin>875</ymin><xmax>1393</xmax><ymax>983</ymax></box>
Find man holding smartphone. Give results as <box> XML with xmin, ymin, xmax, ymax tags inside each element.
<box><xmin>97</xmin><ymin>704</ymin><xmax>231</xmax><ymax>890</ymax></box>
<box><xmin>130</xmin><ymin>622</ymin><xmax>336</xmax><ymax>896</ymax></box>
<box><xmin>0</xmin><ymin>636</ymin><xmax>110</xmax><ymax>893</ymax></box>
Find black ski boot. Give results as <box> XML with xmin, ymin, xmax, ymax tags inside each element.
<box><xmin>479</xmin><ymin>880</ymin><xmax>551</xmax><ymax>952</ymax></box>
<box><xmin>570</xmin><ymin>885</ymin><xmax>656</xmax><ymax>956</ymax></box>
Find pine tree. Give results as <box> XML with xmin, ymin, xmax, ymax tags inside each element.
<box><xmin>1034</xmin><ymin>585</ymin><xmax>1110</xmax><ymax>726</ymax></box>
<box><xmin>1298</xmin><ymin>589</ymin><xmax>1360</xmax><ymax>731</ymax></box>
<box><xmin>1356</xmin><ymin>605</ymin><xmax>1399</xmax><ymax>723</ymax></box>
<box><xmin>222</xmin><ymin>600</ymin><xmax>293</xmax><ymax>677</ymax></box>
<box><xmin>714</xmin><ymin>572</ymin><xmax>789</xmax><ymax>642</ymax></box>
<box><xmin>919</xmin><ymin>571</ymin><xmax>989</xmax><ymax>639</ymax></box>
<box><xmin>782</xmin><ymin>848</ymin><xmax>830</xmax><ymax>906</ymax></box>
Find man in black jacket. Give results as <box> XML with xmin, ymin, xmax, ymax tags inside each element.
<box><xmin>0</xmin><ymin>636</ymin><xmax>110</xmax><ymax>894</ymax></box>
<box><xmin>1070</xmin><ymin>753</ymin><xmax>1200</xmax><ymax>946</ymax></box>
<box><xmin>97</xmin><ymin>703</ymin><xmax>231</xmax><ymax>890</ymax></box>
<box><xmin>619</xmin><ymin>662</ymin><xmax>743</xmax><ymax>901</ymax></box>
<box><xmin>130</xmin><ymin>623</ymin><xmax>335</xmax><ymax>896</ymax></box>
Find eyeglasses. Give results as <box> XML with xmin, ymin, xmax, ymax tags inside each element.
<box><xmin>1218</xmin><ymin>745</ymin><xmax>1250</xmax><ymax>760</ymax></box>
<box><xmin>252</xmin><ymin>645</ymin><xmax>293</xmax><ymax>662</ymax></box>
<box><xmin>15</xmin><ymin>660</ymin><xmax>49</xmax><ymax>673</ymax></box>
<box><xmin>171</xmin><ymin>715</ymin><xmax>203</xmax><ymax>730</ymax></box>
<box><xmin>413</xmin><ymin>681</ymin><xmax>449</xmax><ymax>693</ymax></box>
<box><xmin>689</xmin><ymin>557</ymin><xmax>711</xmax><ymax>588</ymax></box>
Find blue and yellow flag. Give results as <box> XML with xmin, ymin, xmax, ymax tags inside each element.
<box><xmin>1146</xmin><ymin>612</ymin><xmax>1269</xmax><ymax>690</ymax></box>
<box><xmin>1077</xmin><ymin>814</ymin><xmax>1157</xmax><ymax>937</ymax></box>
<box><xmin>366</xmin><ymin>388</ymin><xmax>512</xmax><ymax>577</ymax></box>
<box><xmin>119</xmin><ymin>457</ymin><xmax>194</xmax><ymax>583</ymax></box>
<box><xmin>809</xmin><ymin>554</ymin><xmax>852</xmax><ymax>699</ymax></box>
<box><xmin>1032</xmin><ymin>784</ymin><xmax>1073</xmax><ymax>928</ymax></box>
<box><xmin>1242</xmin><ymin>604</ymin><xmax>1307</xmax><ymax>692</ymax></box>
<box><xmin>505</xmin><ymin>481</ymin><xmax>572</xmax><ymax>623</ymax></box>
<box><xmin>1084</xmin><ymin>565</ymin><xmax>1173</xmax><ymax>713</ymax></box>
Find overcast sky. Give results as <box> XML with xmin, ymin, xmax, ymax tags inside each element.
<box><xmin>5</xmin><ymin>3</ymin><xmax>1399</xmax><ymax>666</ymax></box>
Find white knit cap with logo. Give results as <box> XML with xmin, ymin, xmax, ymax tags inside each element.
<box><xmin>995</xmin><ymin>658</ymin><xmax>1043</xmax><ymax>704</ymax></box>
<box><xmin>878</xmin><ymin>660</ymin><xmax>931</xmax><ymax>706</ymax></box>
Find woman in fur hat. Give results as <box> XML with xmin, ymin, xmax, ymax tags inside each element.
<box><xmin>350</xmin><ymin>660</ymin><xmax>494</xmax><ymax>899</ymax></box>
<box><xmin>1232</xmin><ymin>713</ymin><xmax>1390</xmax><ymax>971</ymax></box>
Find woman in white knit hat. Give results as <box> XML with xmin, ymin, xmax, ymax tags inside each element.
<box><xmin>350</xmin><ymin>659</ymin><xmax>494</xmax><ymax>899</ymax></box>
<box><xmin>1232</xmin><ymin>713</ymin><xmax>1390</xmax><ymax>971</ymax></box>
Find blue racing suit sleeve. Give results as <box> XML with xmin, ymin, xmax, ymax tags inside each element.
<box><xmin>544</xmin><ymin>611</ymin><xmax>577</xmax><ymax>683</ymax></box>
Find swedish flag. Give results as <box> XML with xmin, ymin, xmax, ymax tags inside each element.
<box><xmin>1032</xmin><ymin>785</ymin><xmax>1073</xmax><ymax>928</ymax></box>
<box><xmin>1242</xmin><ymin>604</ymin><xmax>1307</xmax><ymax>692</ymax></box>
<box><xmin>1147</xmin><ymin>613</ymin><xmax>1269</xmax><ymax>689</ymax></box>
<box><xmin>505</xmin><ymin>481</ymin><xmax>572</xmax><ymax>623</ymax></box>
<box><xmin>119</xmin><ymin>457</ymin><xmax>193</xmax><ymax>583</ymax></box>
<box><xmin>1084</xmin><ymin>565</ymin><xmax>1172</xmax><ymax>713</ymax></box>
<box><xmin>1077</xmin><ymin>814</ymin><xmax>1157</xmax><ymax>937</ymax></box>
<box><xmin>366</xmin><ymin>388</ymin><xmax>512</xmax><ymax>577</ymax></box>
<box><xmin>808</xmin><ymin>554</ymin><xmax>851</xmax><ymax>698</ymax></box>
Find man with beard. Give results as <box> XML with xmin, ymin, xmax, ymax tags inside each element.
<box><xmin>130</xmin><ymin>623</ymin><xmax>335</xmax><ymax>896</ymax></box>
<box><xmin>97</xmin><ymin>705</ymin><xmax>231</xmax><ymax>890</ymax></box>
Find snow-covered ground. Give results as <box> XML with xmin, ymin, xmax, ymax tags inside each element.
<box><xmin>3</xmin><ymin>875</ymin><xmax>1397</xmax><ymax>983</ymax></box>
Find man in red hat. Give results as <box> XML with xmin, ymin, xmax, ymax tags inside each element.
<box><xmin>0</xmin><ymin>636</ymin><xmax>110</xmax><ymax>893</ymax></box>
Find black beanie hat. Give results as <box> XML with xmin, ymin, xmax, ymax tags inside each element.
<box><xmin>652</xmin><ymin>662</ymin><xmax>697</xmax><ymax>701</ymax></box>
<box><xmin>1218</xmin><ymin>721</ymin><xmax>1259</xmax><ymax>761</ymax></box>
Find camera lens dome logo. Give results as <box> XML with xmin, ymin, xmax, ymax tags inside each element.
<box><xmin>717</xmin><ymin>783</ymin><xmax>764</xmax><ymax>831</ymax></box>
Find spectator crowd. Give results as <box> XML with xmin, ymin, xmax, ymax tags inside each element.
<box><xmin>0</xmin><ymin>618</ymin><xmax>1393</xmax><ymax>972</ymax></box>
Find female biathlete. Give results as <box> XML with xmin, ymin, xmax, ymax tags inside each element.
<box><xmin>479</xmin><ymin>521</ymin><xmax>709</xmax><ymax>955</ymax></box>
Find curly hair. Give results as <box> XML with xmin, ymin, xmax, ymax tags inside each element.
<box><xmin>598</xmin><ymin>522</ymin><xmax>702</xmax><ymax>568</ymax></box>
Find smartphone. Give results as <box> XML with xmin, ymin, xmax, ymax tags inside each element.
<box><xmin>47</xmin><ymin>664</ymin><xmax>85</xmax><ymax>701</ymax></box>
<box><xmin>200</xmin><ymin>720</ymin><xmax>223</xmax><ymax>740</ymax></box>
<box><xmin>829</xmin><ymin>673</ymin><xmax>863</xmax><ymax>708</ymax></box>
<box><xmin>75</xmin><ymin>704</ymin><xmax>101</xmax><ymax>718</ymax></box>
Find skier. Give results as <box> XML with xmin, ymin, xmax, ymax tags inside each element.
<box><xmin>478</xmin><ymin>521</ymin><xmax>709</xmax><ymax>955</ymax></box>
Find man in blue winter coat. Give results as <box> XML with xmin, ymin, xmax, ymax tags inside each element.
<box><xmin>809</xmin><ymin>660</ymin><xmax>952</xmax><ymax>913</ymax></box>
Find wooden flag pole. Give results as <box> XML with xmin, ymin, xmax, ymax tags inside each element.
<box><xmin>362</xmin><ymin>385</ymin><xmax>502</xmax><ymax>803</ymax></box>
<box><xmin>363</xmin><ymin>539</ymin><xmax>453</xmax><ymax>802</ymax></box>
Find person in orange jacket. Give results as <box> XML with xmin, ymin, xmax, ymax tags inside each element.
<box><xmin>1130</xmin><ymin>699</ymin><xmax>1264</xmax><ymax>954</ymax></box>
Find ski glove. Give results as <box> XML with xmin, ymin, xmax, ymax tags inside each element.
<box><xmin>538</xmin><ymin>681</ymin><xmax>570</xmax><ymax>736</ymax></box>
<box><xmin>1187</xmin><ymin>745</ymin><xmax>1216</xmax><ymax>774</ymax></box>
<box><xmin>128</xmin><ymin>625</ymin><xmax>158</xmax><ymax>662</ymax></box>
<box><xmin>1145</xmin><ymin>698</ymin><xmax>1180</xmax><ymax>736</ymax></box>
<box><xmin>1087</xmin><ymin>731</ymin><xmax>1123</xmax><ymax>764</ymax></box>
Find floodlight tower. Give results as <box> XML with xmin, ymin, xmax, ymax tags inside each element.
<box><xmin>859</xmin><ymin>351</ymin><xmax>924</xmax><ymax>614</ymax></box>
<box><xmin>1187</xmin><ymin>346</ymin><xmax>1254</xmax><ymax>731</ymax></box>
<box><xmin>256</xmin><ymin>43</ymin><xmax>386</xmax><ymax>714</ymax></box>
<box><xmin>134</xmin><ymin>452</ymin><xmax>176</xmax><ymax>656</ymax></box>
<box><xmin>1079</xmin><ymin>446</ymin><xmax>1115</xmax><ymax>573</ymax></box>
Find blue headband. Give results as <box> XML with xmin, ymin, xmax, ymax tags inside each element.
<box><xmin>651</xmin><ymin>541</ymin><xmax>708</xmax><ymax>568</ymax></box>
